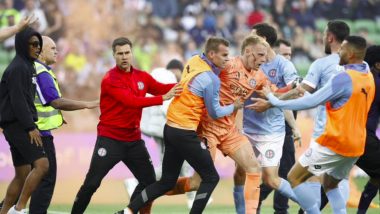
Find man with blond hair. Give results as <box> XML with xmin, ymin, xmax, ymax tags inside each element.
<box><xmin>118</xmin><ymin>37</ymin><xmax>243</xmax><ymax>214</ymax></box>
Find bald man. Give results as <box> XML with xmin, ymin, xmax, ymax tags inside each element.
<box><xmin>27</xmin><ymin>36</ymin><xmax>99</xmax><ymax>213</ymax></box>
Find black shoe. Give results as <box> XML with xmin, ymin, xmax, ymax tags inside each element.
<box><xmin>298</xmin><ymin>208</ymin><xmax>305</xmax><ymax>214</ymax></box>
<box><xmin>0</xmin><ymin>200</ymin><xmax>3</xmax><ymax>210</ymax></box>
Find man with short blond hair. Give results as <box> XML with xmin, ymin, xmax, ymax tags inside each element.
<box><xmin>119</xmin><ymin>37</ymin><xmax>242</xmax><ymax>214</ymax></box>
<box><xmin>234</xmin><ymin>23</ymin><xmax>300</xmax><ymax>214</ymax></box>
<box><xmin>161</xmin><ymin>35</ymin><xmax>272</xmax><ymax>214</ymax></box>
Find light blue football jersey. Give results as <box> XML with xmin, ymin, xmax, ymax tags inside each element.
<box><xmin>243</xmin><ymin>54</ymin><xmax>298</xmax><ymax>135</ymax></box>
<box><xmin>302</xmin><ymin>53</ymin><xmax>343</xmax><ymax>138</ymax></box>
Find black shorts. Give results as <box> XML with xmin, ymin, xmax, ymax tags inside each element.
<box><xmin>2</xmin><ymin>122</ymin><xmax>46</xmax><ymax>166</ymax></box>
<box><xmin>356</xmin><ymin>133</ymin><xmax>380</xmax><ymax>178</ymax></box>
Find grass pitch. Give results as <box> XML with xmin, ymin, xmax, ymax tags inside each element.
<box><xmin>47</xmin><ymin>177</ymin><xmax>379</xmax><ymax>213</ymax></box>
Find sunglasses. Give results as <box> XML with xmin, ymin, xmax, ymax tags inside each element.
<box><xmin>29</xmin><ymin>41</ymin><xmax>41</xmax><ymax>48</ymax></box>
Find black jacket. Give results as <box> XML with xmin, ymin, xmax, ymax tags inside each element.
<box><xmin>0</xmin><ymin>27</ymin><xmax>42</xmax><ymax>131</ymax></box>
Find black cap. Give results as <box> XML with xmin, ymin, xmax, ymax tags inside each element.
<box><xmin>166</xmin><ymin>59</ymin><xmax>184</xmax><ymax>72</ymax></box>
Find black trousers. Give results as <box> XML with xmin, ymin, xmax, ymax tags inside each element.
<box><xmin>128</xmin><ymin>125</ymin><xmax>219</xmax><ymax>214</ymax></box>
<box><xmin>356</xmin><ymin>132</ymin><xmax>380</xmax><ymax>178</ymax></box>
<box><xmin>71</xmin><ymin>136</ymin><xmax>156</xmax><ymax>214</ymax></box>
<box><xmin>259</xmin><ymin>133</ymin><xmax>295</xmax><ymax>214</ymax></box>
<box><xmin>29</xmin><ymin>136</ymin><xmax>56</xmax><ymax>214</ymax></box>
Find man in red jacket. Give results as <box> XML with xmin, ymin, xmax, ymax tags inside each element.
<box><xmin>71</xmin><ymin>37</ymin><xmax>181</xmax><ymax>214</ymax></box>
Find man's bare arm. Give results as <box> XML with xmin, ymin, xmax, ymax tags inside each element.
<box><xmin>0</xmin><ymin>15</ymin><xmax>38</xmax><ymax>42</ymax></box>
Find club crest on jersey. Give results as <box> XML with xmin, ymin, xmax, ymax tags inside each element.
<box><xmin>305</xmin><ymin>148</ymin><xmax>312</xmax><ymax>157</ymax></box>
<box><xmin>137</xmin><ymin>81</ymin><xmax>144</xmax><ymax>90</ymax></box>
<box><xmin>97</xmin><ymin>148</ymin><xmax>107</xmax><ymax>157</ymax></box>
<box><xmin>265</xmin><ymin>149</ymin><xmax>275</xmax><ymax>159</ymax></box>
<box><xmin>269</xmin><ymin>69</ymin><xmax>276</xmax><ymax>77</ymax></box>
<box><xmin>249</xmin><ymin>79</ymin><xmax>256</xmax><ymax>87</ymax></box>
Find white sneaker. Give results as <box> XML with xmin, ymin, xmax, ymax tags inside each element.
<box><xmin>123</xmin><ymin>178</ymin><xmax>138</xmax><ymax>197</ymax></box>
<box><xmin>115</xmin><ymin>207</ymin><xmax>132</xmax><ymax>214</ymax></box>
<box><xmin>7</xmin><ymin>205</ymin><xmax>27</xmax><ymax>214</ymax></box>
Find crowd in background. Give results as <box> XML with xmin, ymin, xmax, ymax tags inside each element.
<box><xmin>1</xmin><ymin>0</ymin><xmax>380</xmax><ymax>129</ymax></box>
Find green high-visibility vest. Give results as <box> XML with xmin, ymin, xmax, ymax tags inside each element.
<box><xmin>34</xmin><ymin>61</ymin><xmax>63</xmax><ymax>131</ymax></box>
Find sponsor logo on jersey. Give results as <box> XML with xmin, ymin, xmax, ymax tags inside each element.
<box><xmin>137</xmin><ymin>81</ymin><xmax>145</xmax><ymax>90</ymax></box>
<box><xmin>305</xmin><ymin>148</ymin><xmax>312</xmax><ymax>157</ymax></box>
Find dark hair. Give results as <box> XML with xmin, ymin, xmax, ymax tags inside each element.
<box><xmin>274</xmin><ymin>39</ymin><xmax>291</xmax><ymax>48</ymax></box>
<box><xmin>345</xmin><ymin>35</ymin><xmax>367</xmax><ymax>59</ymax></box>
<box><xmin>327</xmin><ymin>20</ymin><xmax>350</xmax><ymax>43</ymax></box>
<box><xmin>166</xmin><ymin>59</ymin><xmax>184</xmax><ymax>72</ymax></box>
<box><xmin>364</xmin><ymin>45</ymin><xmax>380</xmax><ymax>68</ymax></box>
<box><xmin>204</xmin><ymin>37</ymin><xmax>229</xmax><ymax>54</ymax></box>
<box><xmin>252</xmin><ymin>23</ymin><xmax>277</xmax><ymax>46</ymax></box>
<box><xmin>345</xmin><ymin>35</ymin><xmax>367</xmax><ymax>50</ymax></box>
<box><xmin>112</xmin><ymin>37</ymin><xmax>132</xmax><ymax>53</ymax></box>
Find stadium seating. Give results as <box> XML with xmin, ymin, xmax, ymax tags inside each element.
<box><xmin>315</xmin><ymin>18</ymin><xmax>328</xmax><ymax>33</ymax></box>
<box><xmin>354</xmin><ymin>19</ymin><xmax>377</xmax><ymax>34</ymax></box>
<box><xmin>0</xmin><ymin>48</ymin><xmax>13</xmax><ymax>78</ymax></box>
<box><xmin>367</xmin><ymin>34</ymin><xmax>380</xmax><ymax>45</ymax></box>
<box><xmin>295</xmin><ymin>62</ymin><xmax>310</xmax><ymax>78</ymax></box>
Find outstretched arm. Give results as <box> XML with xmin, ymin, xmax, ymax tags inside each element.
<box><xmin>0</xmin><ymin>15</ymin><xmax>38</xmax><ymax>42</ymax></box>
<box><xmin>145</xmin><ymin>72</ymin><xmax>176</xmax><ymax>96</ymax></box>
<box><xmin>248</xmin><ymin>72</ymin><xmax>352</xmax><ymax>111</ymax></box>
<box><xmin>50</xmin><ymin>98</ymin><xmax>98</xmax><ymax>111</ymax></box>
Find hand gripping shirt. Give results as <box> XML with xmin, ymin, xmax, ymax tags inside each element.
<box><xmin>267</xmin><ymin>63</ymin><xmax>375</xmax><ymax>157</ymax></box>
<box><xmin>200</xmin><ymin>56</ymin><xmax>272</xmax><ymax>134</ymax></box>
<box><xmin>244</xmin><ymin>54</ymin><xmax>298</xmax><ymax>135</ymax></box>
<box><xmin>166</xmin><ymin>55</ymin><xmax>234</xmax><ymax>130</ymax></box>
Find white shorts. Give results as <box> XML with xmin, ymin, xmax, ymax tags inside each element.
<box><xmin>246</xmin><ymin>132</ymin><xmax>285</xmax><ymax>167</ymax></box>
<box><xmin>299</xmin><ymin>141</ymin><xmax>358</xmax><ymax>180</ymax></box>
